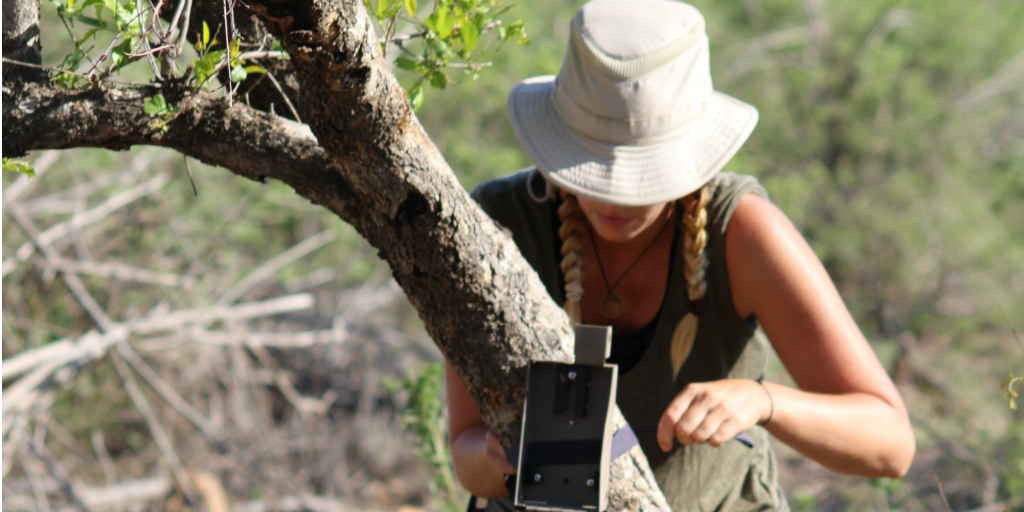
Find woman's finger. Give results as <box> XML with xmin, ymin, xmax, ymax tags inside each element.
<box><xmin>707</xmin><ymin>418</ymin><xmax>743</xmax><ymax>447</ymax></box>
<box><xmin>674</xmin><ymin>389</ymin><xmax>718</xmax><ymax>445</ymax></box>
<box><xmin>690</xmin><ymin>404</ymin><xmax>730</xmax><ymax>444</ymax></box>
<box><xmin>658</xmin><ymin>384</ymin><xmax>700</xmax><ymax>451</ymax></box>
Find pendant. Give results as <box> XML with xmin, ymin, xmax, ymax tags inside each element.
<box><xmin>600</xmin><ymin>293</ymin><xmax>625</xmax><ymax>318</ymax></box>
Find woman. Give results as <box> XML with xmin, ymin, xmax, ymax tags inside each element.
<box><xmin>446</xmin><ymin>0</ymin><xmax>916</xmax><ymax>510</ymax></box>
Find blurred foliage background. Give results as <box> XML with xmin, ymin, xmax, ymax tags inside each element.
<box><xmin>3</xmin><ymin>0</ymin><xmax>1023</xmax><ymax>510</ymax></box>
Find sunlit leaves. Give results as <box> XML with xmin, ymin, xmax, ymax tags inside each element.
<box><xmin>460</xmin><ymin>12</ymin><xmax>480</xmax><ymax>51</ymax></box>
<box><xmin>366</xmin><ymin>0</ymin><xmax>527</xmax><ymax>110</ymax></box>
<box><xmin>377</xmin><ymin>0</ymin><xmax>402</xmax><ymax>19</ymax></box>
<box><xmin>1002</xmin><ymin>371</ymin><xmax>1022</xmax><ymax>411</ymax></box>
<box><xmin>2</xmin><ymin>158</ymin><xmax>36</xmax><ymax>177</ymax></box>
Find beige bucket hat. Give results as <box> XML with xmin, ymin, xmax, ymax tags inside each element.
<box><xmin>507</xmin><ymin>0</ymin><xmax>758</xmax><ymax>206</ymax></box>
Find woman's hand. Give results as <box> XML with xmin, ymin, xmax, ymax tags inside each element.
<box><xmin>656</xmin><ymin>379</ymin><xmax>771</xmax><ymax>451</ymax></box>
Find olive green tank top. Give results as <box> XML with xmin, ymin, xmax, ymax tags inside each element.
<box><xmin>471</xmin><ymin>169</ymin><xmax>789</xmax><ymax>512</ymax></box>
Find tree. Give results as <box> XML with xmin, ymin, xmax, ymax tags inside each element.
<box><xmin>2</xmin><ymin>0</ymin><xmax>671</xmax><ymax>508</ymax></box>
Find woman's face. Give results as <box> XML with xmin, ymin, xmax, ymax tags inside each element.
<box><xmin>575</xmin><ymin>196</ymin><xmax>672</xmax><ymax>244</ymax></box>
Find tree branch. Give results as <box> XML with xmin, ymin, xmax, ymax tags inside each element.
<box><xmin>2</xmin><ymin>0</ymin><xmax>671</xmax><ymax>506</ymax></box>
<box><xmin>3</xmin><ymin>81</ymin><xmax>360</xmax><ymax>225</ymax></box>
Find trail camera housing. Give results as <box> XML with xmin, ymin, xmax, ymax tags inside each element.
<box><xmin>513</xmin><ymin>325</ymin><xmax>618</xmax><ymax>512</ymax></box>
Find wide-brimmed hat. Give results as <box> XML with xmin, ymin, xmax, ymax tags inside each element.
<box><xmin>507</xmin><ymin>0</ymin><xmax>758</xmax><ymax>206</ymax></box>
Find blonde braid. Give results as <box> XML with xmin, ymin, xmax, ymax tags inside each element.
<box><xmin>670</xmin><ymin>186</ymin><xmax>710</xmax><ymax>379</ymax></box>
<box><xmin>557</xmin><ymin>189</ymin><xmax>587</xmax><ymax>326</ymax></box>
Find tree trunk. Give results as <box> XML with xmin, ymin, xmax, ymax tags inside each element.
<box><xmin>2</xmin><ymin>0</ymin><xmax>670</xmax><ymax>508</ymax></box>
<box><xmin>2</xmin><ymin>0</ymin><xmax>43</xmax><ymax>87</ymax></box>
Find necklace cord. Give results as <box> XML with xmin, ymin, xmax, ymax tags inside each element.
<box><xmin>589</xmin><ymin>209</ymin><xmax>673</xmax><ymax>296</ymax></box>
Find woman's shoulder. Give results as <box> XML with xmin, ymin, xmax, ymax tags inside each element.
<box><xmin>704</xmin><ymin>172</ymin><xmax>770</xmax><ymax>239</ymax></box>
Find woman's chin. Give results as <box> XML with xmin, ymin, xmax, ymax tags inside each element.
<box><xmin>591</xmin><ymin>224</ymin><xmax>642</xmax><ymax>243</ymax></box>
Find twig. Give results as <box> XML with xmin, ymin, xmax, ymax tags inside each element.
<box><xmin>2</xmin><ymin>294</ymin><xmax>315</xmax><ymax>389</ymax></box>
<box><xmin>2</xmin><ymin>329</ymin><xmax>125</xmax><ymax>419</ymax></box>
<box><xmin>174</xmin><ymin>0</ymin><xmax>193</xmax><ymax>56</ymax></box>
<box><xmin>27</xmin><ymin>256</ymin><xmax>196</xmax><ymax>288</ymax></box>
<box><xmin>127</xmin><ymin>43</ymin><xmax>175</xmax><ymax>59</ymax></box>
<box><xmin>135</xmin><ymin>0</ymin><xmax>164</xmax><ymax>79</ymax></box>
<box><xmin>115</xmin><ymin>341</ymin><xmax>218</xmax><ymax>440</ymax></box>
<box><xmin>136</xmin><ymin>293</ymin><xmax>314</xmax><ymax>332</ymax></box>
<box><xmin>234</xmin><ymin>493</ymin><xmax>351</xmax><ymax>512</ymax></box>
<box><xmin>265</xmin><ymin>71</ymin><xmax>302</xmax><ymax>123</ymax></box>
<box><xmin>236</xmin><ymin>51</ymin><xmax>287</xmax><ymax>60</ymax></box>
<box><xmin>22</xmin><ymin>456</ymin><xmax>53</xmax><ymax>512</ymax></box>
<box><xmin>109</xmin><ymin>350</ymin><xmax>201</xmax><ymax>510</ymax></box>
<box><xmin>2</xmin><ymin>340</ymin><xmax>75</xmax><ymax>382</ymax></box>
<box><xmin>934</xmin><ymin>475</ymin><xmax>952</xmax><ymax>512</ymax></box>
<box><xmin>27</xmin><ymin>437</ymin><xmax>92</xmax><ymax>512</ymax></box>
<box><xmin>4</xmin><ymin>202</ymin><xmax>115</xmax><ymax>331</ymax></box>
<box><xmin>3</xmin><ymin>172</ymin><xmax>171</xmax><ymax>276</ymax></box>
<box><xmin>1000</xmin><ymin>305</ymin><xmax>1024</xmax><ymax>358</ymax></box>
<box><xmin>176</xmin><ymin>326</ymin><xmax>347</xmax><ymax>348</ymax></box>
<box><xmin>91</xmin><ymin>431</ymin><xmax>118</xmax><ymax>487</ymax></box>
<box><xmin>3</xmin><ymin>414</ymin><xmax>30</xmax><ymax>476</ymax></box>
<box><xmin>2</xmin><ymin>478</ymin><xmax>174</xmax><ymax>510</ymax></box>
<box><xmin>216</xmin><ymin>230</ymin><xmax>335</xmax><ymax>306</ymax></box>
<box><xmin>183</xmin><ymin>156</ymin><xmax>199</xmax><ymax>196</ymax></box>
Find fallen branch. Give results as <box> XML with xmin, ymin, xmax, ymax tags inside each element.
<box><xmin>27</xmin><ymin>436</ymin><xmax>91</xmax><ymax>512</ymax></box>
<box><xmin>27</xmin><ymin>256</ymin><xmax>196</xmax><ymax>288</ymax></box>
<box><xmin>216</xmin><ymin>230</ymin><xmax>335</xmax><ymax>306</ymax></box>
<box><xmin>4</xmin><ymin>201</ymin><xmax>116</xmax><ymax>331</ymax></box>
<box><xmin>109</xmin><ymin>350</ymin><xmax>201</xmax><ymax>509</ymax></box>
<box><xmin>2</xmin><ymin>294</ymin><xmax>314</xmax><ymax>410</ymax></box>
<box><xmin>234</xmin><ymin>493</ymin><xmax>359</xmax><ymax>512</ymax></box>
<box><xmin>3</xmin><ymin>173</ymin><xmax>172</xmax><ymax>276</ymax></box>
<box><xmin>115</xmin><ymin>341</ymin><xmax>218</xmax><ymax>440</ymax></box>
<box><xmin>133</xmin><ymin>293</ymin><xmax>314</xmax><ymax>333</ymax></box>
<box><xmin>2</xmin><ymin>477</ymin><xmax>172</xmax><ymax>512</ymax></box>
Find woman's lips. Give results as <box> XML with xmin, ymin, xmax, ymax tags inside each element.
<box><xmin>593</xmin><ymin>211</ymin><xmax>634</xmax><ymax>228</ymax></box>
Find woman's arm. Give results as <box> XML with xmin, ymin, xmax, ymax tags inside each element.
<box><xmin>445</xmin><ymin>361</ymin><xmax>517</xmax><ymax>497</ymax></box>
<box><xmin>658</xmin><ymin>194</ymin><xmax>915</xmax><ymax>478</ymax></box>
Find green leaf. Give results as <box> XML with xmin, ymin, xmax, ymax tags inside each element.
<box><xmin>229</xmin><ymin>65</ymin><xmax>248</xmax><ymax>83</ymax></box>
<box><xmin>376</xmin><ymin>0</ymin><xmax>391</xmax><ymax>18</ymax></box>
<box><xmin>404</xmin><ymin>0</ymin><xmax>417</xmax><ymax>17</ymax></box>
<box><xmin>376</xmin><ymin>0</ymin><xmax>400</xmax><ymax>19</ymax></box>
<box><xmin>1011</xmin><ymin>398</ymin><xmax>1017</xmax><ymax>411</ymax></box>
<box><xmin>202</xmin><ymin>21</ymin><xmax>210</xmax><ymax>47</ymax></box>
<box><xmin>109</xmin><ymin>37</ymin><xmax>133</xmax><ymax>71</ymax></box>
<box><xmin>457</xmin><ymin>0</ymin><xmax>475</xmax><ymax>11</ymax></box>
<box><xmin>75</xmin><ymin>15</ymin><xmax>102</xmax><ymax>27</ymax></box>
<box><xmin>243</xmin><ymin>64</ymin><xmax>266</xmax><ymax>74</ymax></box>
<box><xmin>3</xmin><ymin>158</ymin><xmax>36</xmax><ymax>177</ymax></box>
<box><xmin>438</xmin><ymin>12</ymin><xmax>456</xmax><ymax>38</ymax></box>
<box><xmin>395</xmin><ymin>57</ymin><xmax>422</xmax><ymax>71</ymax></box>
<box><xmin>429</xmin><ymin>70</ymin><xmax>448</xmax><ymax>89</ymax></box>
<box><xmin>408</xmin><ymin>82</ymin><xmax>425</xmax><ymax>110</ymax></box>
<box><xmin>143</xmin><ymin>93</ymin><xmax>167</xmax><ymax>115</ymax></box>
<box><xmin>192</xmin><ymin>48</ymin><xmax>225</xmax><ymax>85</ymax></box>
<box><xmin>459</xmin><ymin>13</ymin><xmax>479</xmax><ymax>51</ymax></box>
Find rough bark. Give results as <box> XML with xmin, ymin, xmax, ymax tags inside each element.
<box><xmin>2</xmin><ymin>0</ymin><xmax>44</xmax><ymax>88</ymax></box>
<box><xmin>2</xmin><ymin>0</ymin><xmax>671</xmax><ymax>508</ymax></box>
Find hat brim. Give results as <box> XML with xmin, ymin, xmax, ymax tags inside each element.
<box><xmin>507</xmin><ymin>76</ymin><xmax>759</xmax><ymax>206</ymax></box>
